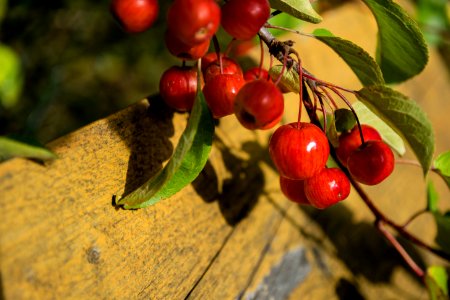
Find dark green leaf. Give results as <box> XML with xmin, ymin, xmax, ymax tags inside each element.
<box><xmin>356</xmin><ymin>86</ymin><xmax>434</xmax><ymax>174</ymax></box>
<box><xmin>433</xmin><ymin>212</ymin><xmax>450</xmax><ymax>255</ymax></box>
<box><xmin>313</xmin><ymin>28</ymin><xmax>384</xmax><ymax>86</ymax></box>
<box><xmin>434</xmin><ymin>151</ymin><xmax>450</xmax><ymax>189</ymax></box>
<box><xmin>353</xmin><ymin>101</ymin><xmax>405</xmax><ymax>156</ymax></box>
<box><xmin>362</xmin><ymin>0</ymin><xmax>429</xmax><ymax>83</ymax></box>
<box><xmin>334</xmin><ymin>109</ymin><xmax>356</xmax><ymax>133</ymax></box>
<box><xmin>116</xmin><ymin>90</ymin><xmax>215</xmax><ymax>209</ymax></box>
<box><xmin>0</xmin><ymin>136</ymin><xmax>57</xmax><ymax>161</ymax></box>
<box><xmin>0</xmin><ymin>44</ymin><xmax>23</xmax><ymax>108</ymax></box>
<box><xmin>426</xmin><ymin>266</ymin><xmax>449</xmax><ymax>300</ymax></box>
<box><xmin>427</xmin><ymin>180</ymin><xmax>439</xmax><ymax>213</ymax></box>
<box><xmin>417</xmin><ymin>0</ymin><xmax>450</xmax><ymax>46</ymax></box>
<box><xmin>269</xmin><ymin>0</ymin><xmax>322</xmax><ymax>24</ymax></box>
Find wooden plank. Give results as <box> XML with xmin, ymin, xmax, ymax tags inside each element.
<box><xmin>0</xmin><ymin>97</ymin><xmax>238</xmax><ymax>299</ymax></box>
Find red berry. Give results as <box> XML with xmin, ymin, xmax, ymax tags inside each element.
<box><xmin>279</xmin><ymin>176</ymin><xmax>310</xmax><ymax>205</ymax></box>
<box><xmin>304</xmin><ymin>168</ymin><xmax>351</xmax><ymax>209</ymax></box>
<box><xmin>234</xmin><ymin>79</ymin><xmax>284</xmax><ymax>130</ymax></box>
<box><xmin>221</xmin><ymin>0</ymin><xmax>270</xmax><ymax>40</ymax></box>
<box><xmin>347</xmin><ymin>140</ymin><xmax>395</xmax><ymax>185</ymax></box>
<box><xmin>203</xmin><ymin>57</ymin><xmax>243</xmax><ymax>83</ymax></box>
<box><xmin>167</xmin><ymin>0</ymin><xmax>220</xmax><ymax>46</ymax></box>
<box><xmin>159</xmin><ymin>66</ymin><xmax>198</xmax><ymax>111</ymax></box>
<box><xmin>201</xmin><ymin>52</ymin><xmax>224</xmax><ymax>73</ymax></box>
<box><xmin>336</xmin><ymin>124</ymin><xmax>382</xmax><ymax>167</ymax></box>
<box><xmin>203</xmin><ymin>74</ymin><xmax>244</xmax><ymax>118</ymax></box>
<box><xmin>269</xmin><ymin>122</ymin><xmax>330</xmax><ymax>180</ymax></box>
<box><xmin>244</xmin><ymin>67</ymin><xmax>271</xmax><ymax>82</ymax></box>
<box><xmin>110</xmin><ymin>0</ymin><xmax>159</xmax><ymax>33</ymax></box>
<box><xmin>165</xmin><ymin>30</ymin><xmax>210</xmax><ymax>61</ymax></box>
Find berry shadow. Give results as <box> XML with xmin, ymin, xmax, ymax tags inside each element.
<box><xmin>300</xmin><ymin>204</ymin><xmax>425</xmax><ymax>285</ymax></box>
<box><xmin>107</xmin><ymin>94</ymin><xmax>175</xmax><ymax>200</ymax></box>
<box><xmin>192</xmin><ymin>139</ymin><xmax>266</xmax><ymax>226</ymax></box>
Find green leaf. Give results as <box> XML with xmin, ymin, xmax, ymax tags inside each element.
<box><xmin>434</xmin><ymin>151</ymin><xmax>450</xmax><ymax>176</ymax></box>
<box><xmin>426</xmin><ymin>266</ymin><xmax>449</xmax><ymax>300</ymax></box>
<box><xmin>427</xmin><ymin>180</ymin><xmax>439</xmax><ymax>213</ymax></box>
<box><xmin>269</xmin><ymin>11</ymin><xmax>303</xmax><ymax>37</ymax></box>
<box><xmin>0</xmin><ymin>44</ymin><xmax>23</xmax><ymax>108</ymax></box>
<box><xmin>362</xmin><ymin>0</ymin><xmax>429</xmax><ymax>83</ymax></box>
<box><xmin>417</xmin><ymin>0</ymin><xmax>450</xmax><ymax>46</ymax></box>
<box><xmin>334</xmin><ymin>108</ymin><xmax>356</xmax><ymax>133</ymax></box>
<box><xmin>312</xmin><ymin>28</ymin><xmax>384</xmax><ymax>86</ymax></box>
<box><xmin>269</xmin><ymin>0</ymin><xmax>322</xmax><ymax>24</ymax></box>
<box><xmin>433</xmin><ymin>212</ymin><xmax>450</xmax><ymax>255</ymax></box>
<box><xmin>353</xmin><ymin>101</ymin><xmax>406</xmax><ymax>156</ymax></box>
<box><xmin>356</xmin><ymin>86</ymin><xmax>434</xmax><ymax>174</ymax></box>
<box><xmin>269</xmin><ymin>65</ymin><xmax>299</xmax><ymax>94</ymax></box>
<box><xmin>319</xmin><ymin>113</ymin><xmax>339</xmax><ymax>147</ymax></box>
<box><xmin>116</xmin><ymin>90</ymin><xmax>215</xmax><ymax>209</ymax></box>
<box><xmin>434</xmin><ymin>151</ymin><xmax>450</xmax><ymax>189</ymax></box>
<box><xmin>0</xmin><ymin>136</ymin><xmax>57</xmax><ymax>161</ymax></box>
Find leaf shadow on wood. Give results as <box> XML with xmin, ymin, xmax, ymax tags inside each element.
<box><xmin>335</xmin><ymin>278</ymin><xmax>365</xmax><ymax>300</ymax></box>
<box><xmin>107</xmin><ymin>95</ymin><xmax>175</xmax><ymax>202</ymax></box>
<box><xmin>300</xmin><ymin>204</ymin><xmax>425</xmax><ymax>286</ymax></box>
<box><xmin>192</xmin><ymin>139</ymin><xmax>266</xmax><ymax>226</ymax></box>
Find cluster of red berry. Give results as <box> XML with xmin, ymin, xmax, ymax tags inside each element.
<box><xmin>158</xmin><ymin>0</ymin><xmax>284</xmax><ymax>131</ymax></box>
<box><xmin>270</xmin><ymin>122</ymin><xmax>394</xmax><ymax>209</ymax></box>
<box><xmin>110</xmin><ymin>0</ymin><xmax>396</xmax><ymax>210</ymax></box>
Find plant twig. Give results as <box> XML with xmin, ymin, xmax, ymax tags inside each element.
<box><xmin>376</xmin><ymin>219</ymin><xmax>425</xmax><ymax>279</ymax></box>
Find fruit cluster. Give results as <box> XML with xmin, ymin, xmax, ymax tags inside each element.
<box><xmin>111</xmin><ymin>0</ymin><xmax>396</xmax><ymax>210</ymax></box>
<box><xmin>270</xmin><ymin>122</ymin><xmax>394</xmax><ymax>209</ymax></box>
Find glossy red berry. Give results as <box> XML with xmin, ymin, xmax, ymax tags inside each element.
<box><xmin>347</xmin><ymin>140</ymin><xmax>395</xmax><ymax>185</ymax></box>
<box><xmin>243</xmin><ymin>67</ymin><xmax>271</xmax><ymax>82</ymax></box>
<box><xmin>203</xmin><ymin>57</ymin><xmax>243</xmax><ymax>83</ymax></box>
<box><xmin>304</xmin><ymin>168</ymin><xmax>351</xmax><ymax>209</ymax></box>
<box><xmin>269</xmin><ymin>122</ymin><xmax>330</xmax><ymax>180</ymax></box>
<box><xmin>221</xmin><ymin>0</ymin><xmax>270</xmax><ymax>40</ymax></box>
<box><xmin>336</xmin><ymin>124</ymin><xmax>382</xmax><ymax>167</ymax></box>
<box><xmin>159</xmin><ymin>66</ymin><xmax>197</xmax><ymax>111</ymax></box>
<box><xmin>203</xmin><ymin>74</ymin><xmax>245</xmax><ymax>118</ymax></box>
<box><xmin>234</xmin><ymin>79</ymin><xmax>284</xmax><ymax>130</ymax></box>
<box><xmin>110</xmin><ymin>0</ymin><xmax>159</xmax><ymax>33</ymax></box>
<box><xmin>279</xmin><ymin>176</ymin><xmax>310</xmax><ymax>205</ymax></box>
<box><xmin>167</xmin><ymin>0</ymin><xmax>220</xmax><ymax>46</ymax></box>
<box><xmin>165</xmin><ymin>30</ymin><xmax>210</xmax><ymax>61</ymax></box>
<box><xmin>201</xmin><ymin>52</ymin><xmax>224</xmax><ymax>73</ymax></box>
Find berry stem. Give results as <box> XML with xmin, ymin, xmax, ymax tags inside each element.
<box><xmin>224</xmin><ymin>38</ymin><xmax>236</xmax><ymax>56</ymax></box>
<box><xmin>376</xmin><ymin>219</ymin><xmax>425</xmax><ymax>279</ymax></box>
<box><xmin>327</xmin><ymin>86</ymin><xmax>365</xmax><ymax>143</ymax></box>
<box><xmin>264</xmin><ymin>24</ymin><xmax>314</xmax><ymax>38</ymax></box>
<box><xmin>401</xmin><ymin>209</ymin><xmax>428</xmax><ymax>229</ymax></box>
<box><xmin>396</xmin><ymin>159</ymin><xmax>446</xmax><ymax>182</ymax></box>
<box><xmin>297</xmin><ymin>56</ymin><xmax>303</xmax><ymax>127</ymax></box>
<box><xmin>258</xmin><ymin>37</ymin><xmax>264</xmax><ymax>80</ymax></box>
<box><xmin>350</xmin><ymin>175</ymin><xmax>450</xmax><ymax>262</ymax></box>
<box><xmin>212</xmin><ymin>35</ymin><xmax>223</xmax><ymax>74</ymax></box>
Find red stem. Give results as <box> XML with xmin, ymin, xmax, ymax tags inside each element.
<box><xmin>258</xmin><ymin>37</ymin><xmax>264</xmax><ymax>80</ymax></box>
<box><xmin>376</xmin><ymin>220</ymin><xmax>425</xmax><ymax>279</ymax></box>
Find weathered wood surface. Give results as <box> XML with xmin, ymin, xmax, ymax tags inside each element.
<box><xmin>1</xmin><ymin>2</ymin><xmax>449</xmax><ymax>299</ymax></box>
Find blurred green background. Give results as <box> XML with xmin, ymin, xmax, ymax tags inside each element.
<box><xmin>0</xmin><ymin>0</ymin><xmax>179</xmax><ymax>143</ymax></box>
<box><xmin>0</xmin><ymin>0</ymin><xmax>448</xmax><ymax>145</ymax></box>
